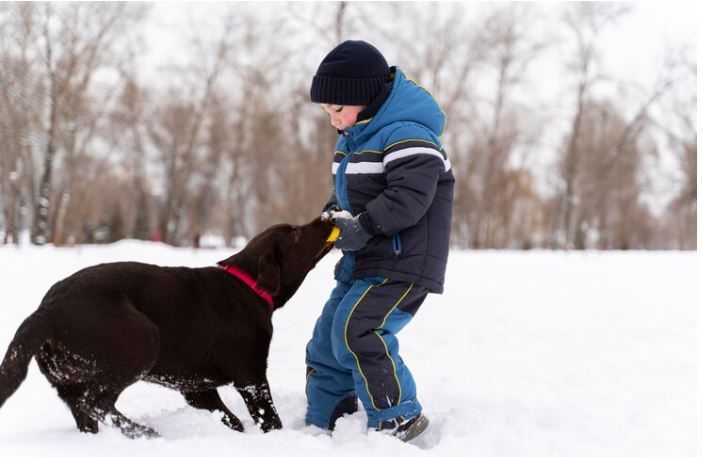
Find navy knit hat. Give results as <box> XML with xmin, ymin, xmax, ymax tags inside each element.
<box><xmin>310</xmin><ymin>40</ymin><xmax>390</xmax><ymax>106</ymax></box>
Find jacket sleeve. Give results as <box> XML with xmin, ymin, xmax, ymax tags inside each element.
<box><xmin>364</xmin><ymin>127</ymin><xmax>448</xmax><ymax>236</ymax></box>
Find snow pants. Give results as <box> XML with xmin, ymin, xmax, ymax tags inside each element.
<box><xmin>305</xmin><ymin>276</ymin><xmax>428</xmax><ymax>429</ymax></box>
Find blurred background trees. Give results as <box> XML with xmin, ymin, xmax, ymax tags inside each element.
<box><xmin>0</xmin><ymin>2</ymin><xmax>696</xmax><ymax>249</ymax></box>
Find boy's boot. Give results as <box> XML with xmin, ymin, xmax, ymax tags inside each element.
<box><xmin>375</xmin><ymin>413</ymin><xmax>429</xmax><ymax>442</ymax></box>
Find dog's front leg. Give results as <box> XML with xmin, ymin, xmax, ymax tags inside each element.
<box><xmin>235</xmin><ymin>380</ymin><xmax>283</xmax><ymax>432</ymax></box>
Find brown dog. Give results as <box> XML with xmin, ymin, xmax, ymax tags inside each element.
<box><xmin>0</xmin><ymin>217</ymin><xmax>335</xmax><ymax>438</ymax></box>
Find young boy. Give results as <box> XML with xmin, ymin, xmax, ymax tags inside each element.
<box><xmin>305</xmin><ymin>40</ymin><xmax>454</xmax><ymax>442</ymax></box>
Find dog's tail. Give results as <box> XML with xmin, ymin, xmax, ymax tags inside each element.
<box><xmin>0</xmin><ymin>310</ymin><xmax>52</xmax><ymax>408</ymax></box>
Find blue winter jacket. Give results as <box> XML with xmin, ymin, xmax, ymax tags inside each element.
<box><xmin>329</xmin><ymin>67</ymin><xmax>455</xmax><ymax>293</ymax></box>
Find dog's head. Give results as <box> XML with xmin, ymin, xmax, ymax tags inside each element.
<box><xmin>218</xmin><ymin>217</ymin><xmax>336</xmax><ymax>309</ymax></box>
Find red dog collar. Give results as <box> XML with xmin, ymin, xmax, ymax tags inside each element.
<box><xmin>217</xmin><ymin>264</ymin><xmax>274</xmax><ymax>310</ymax></box>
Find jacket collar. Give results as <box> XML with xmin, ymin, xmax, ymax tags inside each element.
<box><xmin>342</xmin><ymin>67</ymin><xmax>445</xmax><ymax>144</ymax></box>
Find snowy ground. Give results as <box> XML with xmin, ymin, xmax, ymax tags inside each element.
<box><xmin>0</xmin><ymin>242</ymin><xmax>697</xmax><ymax>457</ymax></box>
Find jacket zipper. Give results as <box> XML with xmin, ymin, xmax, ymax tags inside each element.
<box><xmin>336</xmin><ymin>134</ymin><xmax>355</xmax><ymax>212</ymax></box>
<box><xmin>392</xmin><ymin>233</ymin><xmax>402</xmax><ymax>257</ymax></box>
<box><xmin>335</xmin><ymin>154</ymin><xmax>352</xmax><ymax>212</ymax></box>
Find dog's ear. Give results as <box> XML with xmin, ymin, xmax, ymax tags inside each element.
<box><xmin>257</xmin><ymin>250</ymin><xmax>280</xmax><ymax>296</ymax></box>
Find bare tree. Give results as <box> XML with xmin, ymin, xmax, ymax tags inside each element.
<box><xmin>149</xmin><ymin>14</ymin><xmax>236</xmax><ymax>245</ymax></box>
<box><xmin>0</xmin><ymin>3</ymin><xmax>42</xmax><ymax>244</ymax></box>
<box><xmin>186</xmin><ymin>93</ymin><xmax>229</xmax><ymax>246</ymax></box>
<box><xmin>553</xmin><ymin>2</ymin><xmax>630</xmax><ymax>248</ymax></box>
<box><xmin>27</xmin><ymin>2</ymin><xmax>146</xmax><ymax>244</ymax></box>
<box><xmin>220</xmin><ymin>86</ymin><xmax>252</xmax><ymax>246</ymax></box>
<box><xmin>110</xmin><ymin>76</ymin><xmax>153</xmax><ymax>240</ymax></box>
<box><xmin>467</xmin><ymin>4</ymin><xmax>547</xmax><ymax>248</ymax></box>
<box><xmin>665</xmin><ymin>128</ymin><xmax>696</xmax><ymax>249</ymax></box>
<box><xmin>555</xmin><ymin>3</ymin><xmax>697</xmax><ymax>250</ymax></box>
<box><xmin>568</xmin><ymin>100</ymin><xmax>654</xmax><ymax>249</ymax></box>
<box><xmin>656</xmin><ymin>55</ymin><xmax>696</xmax><ymax>249</ymax></box>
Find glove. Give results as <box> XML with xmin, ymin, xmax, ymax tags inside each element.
<box><xmin>332</xmin><ymin>211</ymin><xmax>373</xmax><ymax>251</ymax></box>
<box><xmin>321</xmin><ymin>204</ymin><xmax>341</xmax><ymax>222</ymax></box>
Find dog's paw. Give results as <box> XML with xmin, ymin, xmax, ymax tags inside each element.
<box><xmin>260</xmin><ymin>415</ymin><xmax>283</xmax><ymax>433</ymax></box>
<box><xmin>222</xmin><ymin>414</ymin><xmax>245</xmax><ymax>432</ymax></box>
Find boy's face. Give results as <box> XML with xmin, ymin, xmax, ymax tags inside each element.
<box><xmin>320</xmin><ymin>104</ymin><xmax>366</xmax><ymax>130</ymax></box>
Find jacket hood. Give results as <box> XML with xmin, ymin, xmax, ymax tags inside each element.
<box><xmin>345</xmin><ymin>67</ymin><xmax>446</xmax><ymax>143</ymax></box>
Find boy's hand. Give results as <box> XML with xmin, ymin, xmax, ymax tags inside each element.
<box><xmin>331</xmin><ymin>212</ymin><xmax>372</xmax><ymax>251</ymax></box>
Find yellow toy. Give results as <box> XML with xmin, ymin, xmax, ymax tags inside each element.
<box><xmin>326</xmin><ymin>226</ymin><xmax>340</xmax><ymax>243</ymax></box>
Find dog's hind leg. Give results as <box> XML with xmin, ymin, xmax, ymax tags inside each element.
<box><xmin>96</xmin><ymin>401</ymin><xmax>160</xmax><ymax>439</ymax></box>
<box><xmin>39</xmin><ymin>297</ymin><xmax>162</xmax><ymax>438</ymax></box>
<box><xmin>50</xmin><ymin>375</ymin><xmax>159</xmax><ymax>438</ymax></box>
<box><xmin>182</xmin><ymin>389</ymin><xmax>244</xmax><ymax>431</ymax></box>
<box><xmin>75</xmin><ymin>385</ymin><xmax>158</xmax><ymax>439</ymax></box>
<box><xmin>55</xmin><ymin>383</ymin><xmax>99</xmax><ymax>434</ymax></box>
<box><xmin>86</xmin><ymin>316</ymin><xmax>161</xmax><ymax>439</ymax></box>
<box><xmin>35</xmin><ymin>343</ymin><xmax>100</xmax><ymax>434</ymax></box>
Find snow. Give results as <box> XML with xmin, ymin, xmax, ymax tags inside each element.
<box><xmin>0</xmin><ymin>242</ymin><xmax>697</xmax><ymax>456</ymax></box>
